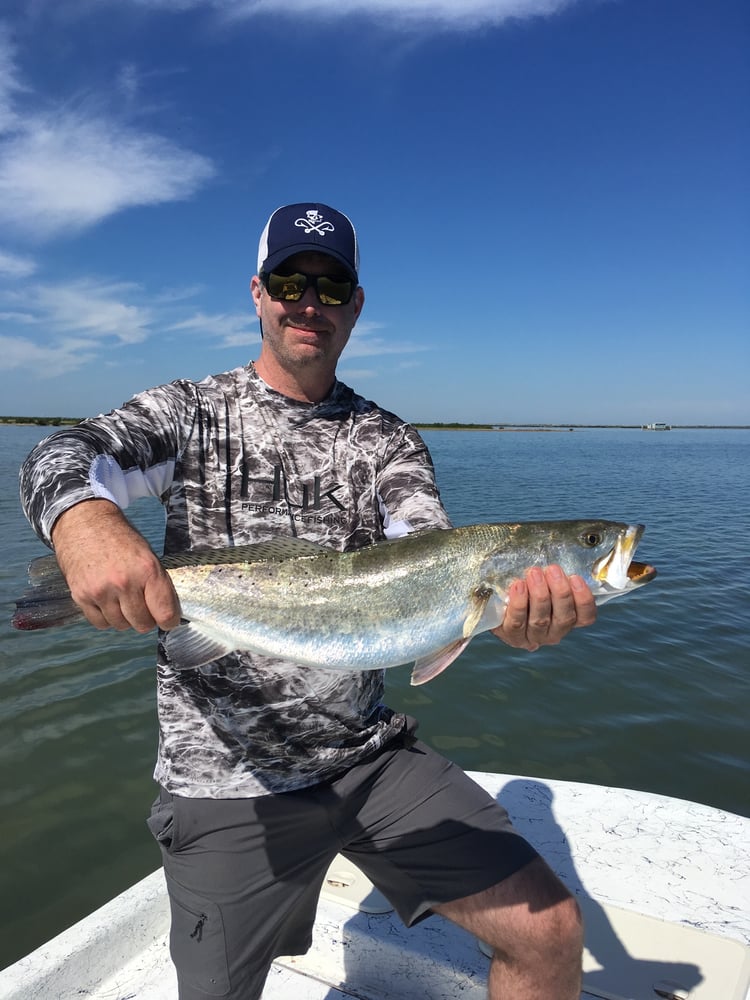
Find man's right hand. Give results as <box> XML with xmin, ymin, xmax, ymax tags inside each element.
<box><xmin>51</xmin><ymin>500</ymin><xmax>181</xmax><ymax>633</ymax></box>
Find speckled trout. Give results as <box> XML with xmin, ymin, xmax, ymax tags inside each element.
<box><xmin>12</xmin><ymin>520</ymin><xmax>655</xmax><ymax>685</ymax></box>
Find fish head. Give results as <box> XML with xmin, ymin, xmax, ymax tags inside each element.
<box><xmin>569</xmin><ymin>521</ymin><xmax>657</xmax><ymax>603</ymax></box>
<box><xmin>480</xmin><ymin>520</ymin><xmax>656</xmax><ymax>607</ymax></box>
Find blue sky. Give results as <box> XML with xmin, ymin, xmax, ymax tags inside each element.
<box><xmin>0</xmin><ymin>0</ymin><xmax>747</xmax><ymax>424</ymax></box>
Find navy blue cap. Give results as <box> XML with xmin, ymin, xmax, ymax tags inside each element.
<box><xmin>257</xmin><ymin>203</ymin><xmax>359</xmax><ymax>282</ymax></box>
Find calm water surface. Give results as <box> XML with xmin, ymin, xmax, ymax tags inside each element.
<box><xmin>0</xmin><ymin>424</ymin><xmax>748</xmax><ymax>969</ymax></box>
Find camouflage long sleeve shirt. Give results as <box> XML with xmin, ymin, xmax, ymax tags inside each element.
<box><xmin>20</xmin><ymin>364</ymin><xmax>451</xmax><ymax>797</ymax></box>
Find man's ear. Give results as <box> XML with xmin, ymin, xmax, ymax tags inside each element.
<box><xmin>250</xmin><ymin>275</ymin><xmax>263</xmax><ymax>314</ymax></box>
<box><xmin>353</xmin><ymin>285</ymin><xmax>365</xmax><ymax>321</ymax></box>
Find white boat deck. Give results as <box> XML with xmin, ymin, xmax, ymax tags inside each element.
<box><xmin>2</xmin><ymin>772</ymin><xmax>748</xmax><ymax>1000</ymax></box>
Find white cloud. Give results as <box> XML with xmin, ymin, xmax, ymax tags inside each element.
<box><xmin>0</xmin><ymin>310</ymin><xmax>36</xmax><ymax>322</ymax></box>
<box><xmin>0</xmin><ymin>26</ymin><xmax>215</xmax><ymax>242</ymax></box>
<box><xmin>0</xmin><ymin>26</ymin><xmax>24</xmax><ymax>134</ymax></box>
<box><xmin>0</xmin><ymin>277</ymin><xmax>156</xmax><ymax>375</ymax></box>
<box><xmin>117</xmin><ymin>0</ymin><xmax>582</xmax><ymax>28</ymax></box>
<box><xmin>168</xmin><ymin>311</ymin><xmax>260</xmax><ymax>348</ymax></box>
<box><xmin>0</xmin><ymin>248</ymin><xmax>36</xmax><ymax>278</ymax></box>
<box><xmin>0</xmin><ymin>276</ymin><xmax>258</xmax><ymax>375</ymax></box>
<box><xmin>337</xmin><ymin>366</ymin><xmax>379</xmax><ymax>380</ymax></box>
<box><xmin>346</xmin><ymin>326</ymin><xmax>431</xmax><ymax>359</ymax></box>
<box><xmin>153</xmin><ymin>284</ymin><xmax>207</xmax><ymax>304</ymax></box>
<box><xmin>116</xmin><ymin>62</ymin><xmax>140</xmax><ymax>104</ymax></box>
<box><xmin>0</xmin><ymin>333</ymin><xmax>99</xmax><ymax>376</ymax></box>
<box><xmin>0</xmin><ymin>111</ymin><xmax>215</xmax><ymax>240</ymax></box>
<box><xmin>31</xmin><ymin>279</ymin><xmax>155</xmax><ymax>344</ymax></box>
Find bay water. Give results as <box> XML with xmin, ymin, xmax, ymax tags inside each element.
<box><xmin>0</xmin><ymin>424</ymin><xmax>747</xmax><ymax>970</ymax></box>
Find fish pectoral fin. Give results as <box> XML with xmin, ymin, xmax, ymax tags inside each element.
<box><xmin>462</xmin><ymin>586</ymin><xmax>493</xmax><ymax>638</ymax></box>
<box><xmin>164</xmin><ymin>623</ymin><xmax>236</xmax><ymax>669</ymax></box>
<box><xmin>410</xmin><ymin>637</ymin><xmax>473</xmax><ymax>686</ymax></box>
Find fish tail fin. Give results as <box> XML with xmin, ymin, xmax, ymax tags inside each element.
<box><xmin>11</xmin><ymin>554</ymin><xmax>84</xmax><ymax>631</ymax></box>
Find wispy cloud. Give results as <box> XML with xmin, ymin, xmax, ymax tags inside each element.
<box><xmin>168</xmin><ymin>311</ymin><xmax>260</xmax><ymax>348</ymax></box>
<box><xmin>337</xmin><ymin>367</ymin><xmax>379</xmax><ymax>381</ymax></box>
<box><xmin>115</xmin><ymin>0</ymin><xmax>583</xmax><ymax>29</ymax></box>
<box><xmin>0</xmin><ymin>109</ymin><xmax>215</xmax><ymax>241</ymax></box>
<box><xmin>0</xmin><ymin>26</ymin><xmax>24</xmax><ymax>133</ymax></box>
<box><xmin>346</xmin><ymin>324</ymin><xmax>432</xmax><ymax>359</ymax></box>
<box><xmin>0</xmin><ymin>248</ymin><xmax>36</xmax><ymax>278</ymax></box>
<box><xmin>32</xmin><ymin>279</ymin><xmax>155</xmax><ymax>344</ymax></box>
<box><xmin>0</xmin><ymin>27</ymin><xmax>215</xmax><ymax>242</ymax></box>
<box><xmin>0</xmin><ymin>333</ymin><xmax>100</xmax><ymax>376</ymax></box>
<box><xmin>0</xmin><ymin>277</ymin><xmax>155</xmax><ymax>374</ymax></box>
<box><xmin>116</xmin><ymin>62</ymin><xmax>140</xmax><ymax>105</ymax></box>
<box><xmin>0</xmin><ymin>276</ymin><xmax>259</xmax><ymax>374</ymax></box>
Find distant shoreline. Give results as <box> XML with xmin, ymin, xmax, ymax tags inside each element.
<box><xmin>418</xmin><ymin>425</ymin><xmax>570</xmax><ymax>432</ymax></box>
<box><xmin>1</xmin><ymin>417</ymin><xmax>748</xmax><ymax>431</ymax></box>
<box><xmin>414</xmin><ymin>423</ymin><xmax>750</xmax><ymax>431</ymax></box>
<box><xmin>1</xmin><ymin>417</ymin><xmax>84</xmax><ymax>427</ymax></box>
<box><xmin>0</xmin><ymin>417</ymin><xmax>750</xmax><ymax>434</ymax></box>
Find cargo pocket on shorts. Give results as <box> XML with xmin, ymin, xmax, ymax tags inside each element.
<box><xmin>165</xmin><ymin>872</ymin><xmax>230</xmax><ymax>996</ymax></box>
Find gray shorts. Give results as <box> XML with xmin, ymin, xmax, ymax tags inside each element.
<box><xmin>147</xmin><ymin>726</ymin><xmax>538</xmax><ymax>1000</ymax></box>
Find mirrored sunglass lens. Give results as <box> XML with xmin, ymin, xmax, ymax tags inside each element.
<box><xmin>266</xmin><ymin>272</ymin><xmax>353</xmax><ymax>305</ymax></box>
<box><xmin>317</xmin><ymin>277</ymin><xmax>352</xmax><ymax>305</ymax></box>
<box><xmin>267</xmin><ymin>272</ymin><xmax>306</xmax><ymax>301</ymax></box>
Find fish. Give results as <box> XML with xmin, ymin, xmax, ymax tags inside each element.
<box><xmin>11</xmin><ymin>520</ymin><xmax>656</xmax><ymax>685</ymax></box>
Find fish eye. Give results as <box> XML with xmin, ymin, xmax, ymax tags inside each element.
<box><xmin>581</xmin><ymin>532</ymin><xmax>602</xmax><ymax>547</ymax></box>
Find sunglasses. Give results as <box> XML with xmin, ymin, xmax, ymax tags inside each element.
<box><xmin>263</xmin><ymin>270</ymin><xmax>354</xmax><ymax>306</ymax></box>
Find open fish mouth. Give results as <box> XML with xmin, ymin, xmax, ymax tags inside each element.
<box><xmin>593</xmin><ymin>524</ymin><xmax>656</xmax><ymax>591</ymax></box>
<box><xmin>627</xmin><ymin>560</ymin><xmax>657</xmax><ymax>584</ymax></box>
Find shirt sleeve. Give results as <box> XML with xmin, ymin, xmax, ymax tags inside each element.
<box><xmin>19</xmin><ymin>381</ymin><xmax>198</xmax><ymax>546</ymax></box>
<box><xmin>376</xmin><ymin>422</ymin><xmax>452</xmax><ymax>537</ymax></box>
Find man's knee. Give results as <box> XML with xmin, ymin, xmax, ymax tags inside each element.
<box><xmin>515</xmin><ymin>890</ymin><xmax>583</xmax><ymax>959</ymax></box>
<box><xmin>492</xmin><ymin>883</ymin><xmax>582</xmax><ymax>965</ymax></box>
<box><xmin>436</xmin><ymin>857</ymin><xmax>583</xmax><ymax>997</ymax></box>
<box><xmin>435</xmin><ymin>855</ymin><xmax>584</xmax><ymax>962</ymax></box>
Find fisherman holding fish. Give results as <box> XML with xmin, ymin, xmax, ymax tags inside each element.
<box><xmin>19</xmin><ymin>203</ymin><xmax>599</xmax><ymax>999</ymax></box>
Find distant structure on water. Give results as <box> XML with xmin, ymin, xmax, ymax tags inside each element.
<box><xmin>642</xmin><ymin>422</ymin><xmax>671</xmax><ymax>431</ymax></box>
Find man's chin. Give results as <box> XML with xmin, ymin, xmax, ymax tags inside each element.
<box><xmin>288</xmin><ymin>326</ymin><xmax>327</xmax><ymax>344</ymax></box>
<box><xmin>287</xmin><ymin>330</ymin><xmax>332</xmax><ymax>359</ymax></box>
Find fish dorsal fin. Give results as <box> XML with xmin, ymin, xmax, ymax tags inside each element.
<box><xmin>161</xmin><ymin>538</ymin><xmax>328</xmax><ymax>570</ymax></box>
<box><xmin>164</xmin><ymin>622</ymin><xmax>237</xmax><ymax>669</ymax></box>
<box><xmin>410</xmin><ymin>637</ymin><xmax>473</xmax><ymax>686</ymax></box>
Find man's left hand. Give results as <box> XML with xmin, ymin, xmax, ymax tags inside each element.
<box><xmin>492</xmin><ymin>566</ymin><xmax>597</xmax><ymax>651</ymax></box>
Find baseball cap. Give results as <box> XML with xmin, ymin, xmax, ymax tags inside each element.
<box><xmin>257</xmin><ymin>203</ymin><xmax>360</xmax><ymax>282</ymax></box>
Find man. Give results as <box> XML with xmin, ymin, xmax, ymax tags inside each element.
<box><xmin>20</xmin><ymin>202</ymin><xmax>595</xmax><ymax>999</ymax></box>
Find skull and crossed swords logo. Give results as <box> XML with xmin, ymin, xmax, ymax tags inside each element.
<box><xmin>295</xmin><ymin>210</ymin><xmax>335</xmax><ymax>236</ymax></box>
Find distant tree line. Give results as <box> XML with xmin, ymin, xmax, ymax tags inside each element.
<box><xmin>415</xmin><ymin>422</ymin><xmax>495</xmax><ymax>430</ymax></box>
<box><xmin>0</xmin><ymin>416</ymin><xmax>83</xmax><ymax>426</ymax></box>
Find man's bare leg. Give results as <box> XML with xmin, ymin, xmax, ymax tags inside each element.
<box><xmin>434</xmin><ymin>856</ymin><xmax>583</xmax><ymax>999</ymax></box>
